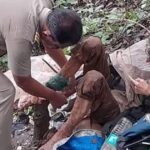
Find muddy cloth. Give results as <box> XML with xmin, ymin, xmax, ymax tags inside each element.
<box><xmin>71</xmin><ymin>36</ymin><xmax>110</xmax><ymax>79</ymax></box>
<box><xmin>76</xmin><ymin>70</ymin><xmax>120</xmax><ymax>125</ymax></box>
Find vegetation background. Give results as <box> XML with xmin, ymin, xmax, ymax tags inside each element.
<box><xmin>5</xmin><ymin>1</ymin><xmax>149</xmax><ymax>149</ymax></box>
<box><xmin>0</xmin><ymin>0</ymin><xmax>150</xmax><ymax>71</ymax></box>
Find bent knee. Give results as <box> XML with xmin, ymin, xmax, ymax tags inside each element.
<box><xmin>84</xmin><ymin>70</ymin><xmax>104</xmax><ymax>82</ymax></box>
<box><xmin>77</xmin><ymin>71</ymin><xmax>106</xmax><ymax>101</ymax></box>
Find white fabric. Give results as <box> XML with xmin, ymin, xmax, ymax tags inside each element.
<box><xmin>110</xmin><ymin>38</ymin><xmax>150</xmax><ymax>110</ymax></box>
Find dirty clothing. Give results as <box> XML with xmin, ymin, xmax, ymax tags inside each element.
<box><xmin>77</xmin><ymin>70</ymin><xmax>120</xmax><ymax>125</ymax></box>
<box><xmin>0</xmin><ymin>0</ymin><xmax>53</xmax><ymax>149</ymax></box>
<box><xmin>110</xmin><ymin>38</ymin><xmax>150</xmax><ymax>111</ymax></box>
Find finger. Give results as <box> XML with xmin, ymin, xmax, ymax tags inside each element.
<box><xmin>38</xmin><ymin>99</ymin><xmax>43</xmax><ymax>104</ymax></box>
<box><xmin>31</xmin><ymin>96</ymin><xmax>39</xmax><ymax>104</ymax></box>
<box><xmin>18</xmin><ymin>102</ymin><xmax>25</xmax><ymax>109</ymax></box>
<box><xmin>18</xmin><ymin>105</ymin><xmax>23</xmax><ymax>110</ymax></box>
<box><xmin>135</xmin><ymin>78</ymin><xmax>145</xmax><ymax>83</ymax></box>
<box><xmin>18</xmin><ymin>103</ymin><xmax>27</xmax><ymax>110</ymax></box>
<box><xmin>18</xmin><ymin>100</ymin><xmax>33</xmax><ymax>109</ymax></box>
<box><xmin>19</xmin><ymin>103</ymin><xmax>29</xmax><ymax>110</ymax></box>
<box><xmin>39</xmin><ymin>97</ymin><xmax>46</xmax><ymax>101</ymax></box>
<box><xmin>128</xmin><ymin>75</ymin><xmax>139</xmax><ymax>86</ymax></box>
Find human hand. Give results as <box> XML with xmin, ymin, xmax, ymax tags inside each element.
<box><xmin>129</xmin><ymin>76</ymin><xmax>150</xmax><ymax>95</ymax></box>
<box><xmin>18</xmin><ymin>95</ymin><xmax>44</xmax><ymax>110</ymax></box>
<box><xmin>51</xmin><ymin>91</ymin><xmax>67</xmax><ymax>109</ymax></box>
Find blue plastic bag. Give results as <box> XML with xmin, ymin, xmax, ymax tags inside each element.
<box><xmin>53</xmin><ymin>129</ymin><xmax>104</xmax><ymax>150</ymax></box>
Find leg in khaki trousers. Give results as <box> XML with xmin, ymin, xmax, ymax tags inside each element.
<box><xmin>0</xmin><ymin>72</ymin><xmax>15</xmax><ymax>150</ymax></box>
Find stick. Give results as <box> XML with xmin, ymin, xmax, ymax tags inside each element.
<box><xmin>42</xmin><ymin>58</ymin><xmax>58</xmax><ymax>73</ymax></box>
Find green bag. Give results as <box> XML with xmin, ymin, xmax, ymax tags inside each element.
<box><xmin>46</xmin><ymin>74</ymin><xmax>69</xmax><ymax>91</ymax></box>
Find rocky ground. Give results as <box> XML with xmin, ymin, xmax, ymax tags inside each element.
<box><xmin>12</xmin><ymin>112</ymin><xmax>34</xmax><ymax>150</ymax></box>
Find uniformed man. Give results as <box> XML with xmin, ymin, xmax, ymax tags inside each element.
<box><xmin>0</xmin><ymin>0</ymin><xmax>82</xmax><ymax>149</ymax></box>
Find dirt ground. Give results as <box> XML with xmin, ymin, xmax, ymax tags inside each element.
<box><xmin>12</xmin><ymin>112</ymin><xmax>34</xmax><ymax>150</ymax></box>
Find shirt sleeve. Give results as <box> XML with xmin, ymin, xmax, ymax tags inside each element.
<box><xmin>6</xmin><ymin>39</ymin><xmax>32</xmax><ymax>76</ymax></box>
<box><xmin>76</xmin><ymin>75</ymin><xmax>102</xmax><ymax>102</ymax></box>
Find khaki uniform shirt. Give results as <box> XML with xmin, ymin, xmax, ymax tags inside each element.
<box><xmin>0</xmin><ymin>0</ymin><xmax>53</xmax><ymax>76</ymax></box>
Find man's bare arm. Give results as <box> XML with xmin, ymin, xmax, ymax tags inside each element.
<box><xmin>6</xmin><ymin>38</ymin><xmax>67</xmax><ymax>108</ymax></box>
<box><xmin>46</xmin><ymin>48</ymin><xmax>67</xmax><ymax>68</ymax></box>
<box><xmin>14</xmin><ymin>75</ymin><xmax>67</xmax><ymax>109</ymax></box>
<box><xmin>60</xmin><ymin>56</ymin><xmax>82</xmax><ymax>78</ymax></box>
<box><xmin>39</xmin><ymin>97</ymin><xmax>92</xmax><ymax>150</ymax></box>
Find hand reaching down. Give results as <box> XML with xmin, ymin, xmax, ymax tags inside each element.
<box><xmin>129</xmin><ymin>76</ymin><xmax>150</xmax><ymax>95</ymax></box>
<box><xmin>18</xmin><ymin>95</ymin><xmax>44</xmax><ymax>110</ymax></box>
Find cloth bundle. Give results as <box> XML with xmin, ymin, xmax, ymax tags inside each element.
<box><xmin>46</xmin><ymin>74</ymin><xmax>69</xmax><ymax>91</ymax></box>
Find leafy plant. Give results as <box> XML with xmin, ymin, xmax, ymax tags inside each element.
<box><xmin>55</xmin><ymin>0</ymin><xmax>77</xmax><ymax>8</ymax></box>
<box><xmin>0</xmin><ymin>55</ymin><xmax>8</xmax><ymax>72</ymax></box>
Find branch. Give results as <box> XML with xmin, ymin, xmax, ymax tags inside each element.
<box><xmin>122</xmin><ymin>19</ymin><xmax>150</xmax><ymax>35</ymax></box>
